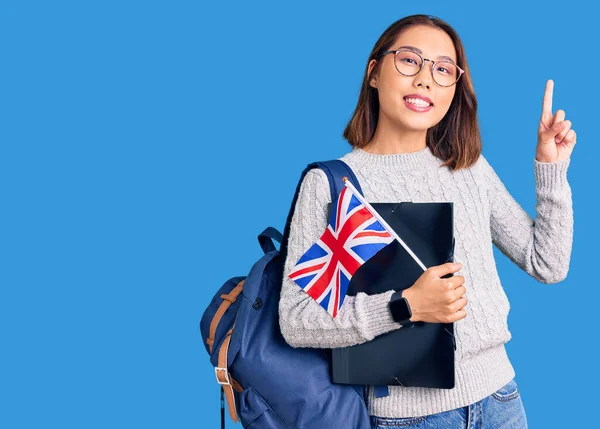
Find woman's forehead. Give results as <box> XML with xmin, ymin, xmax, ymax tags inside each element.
<box><xmin>393</xmin><ymin>26</ymin><xmax>457</xmax><ymax>63</ymax></box>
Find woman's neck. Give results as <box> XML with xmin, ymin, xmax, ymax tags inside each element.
<box><xmin>363</xmin><ymin>124</ymin><xmax>428</xmax><ymax>155</ymax></box>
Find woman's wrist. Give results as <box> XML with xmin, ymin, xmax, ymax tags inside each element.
<box><xmin>402</xmin><ymin>287</ymin><xmax>421</xmax><ymax>323</ymax></box>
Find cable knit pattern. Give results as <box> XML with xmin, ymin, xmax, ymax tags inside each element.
<box><xmin>278</xmin><ymin>144</ymin><xmax>573</xmax><ymax>418</ymax></box>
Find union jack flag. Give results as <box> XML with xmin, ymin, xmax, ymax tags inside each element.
<box><xmin>288</xmin><ymin>184</ymin><xmax>395</xmax><ymax>318</ymax></box>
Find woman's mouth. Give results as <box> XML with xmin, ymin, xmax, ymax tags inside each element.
<box><xmin>403</xmin><ymin>96</ymin><xmax>433</xmax><ymax>112</ymax></box>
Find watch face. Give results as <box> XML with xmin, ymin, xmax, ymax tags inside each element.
<box><xmin>390</xmin><ymin>297</ymin><xmax>411</xmax><ymax>322</ymax></box>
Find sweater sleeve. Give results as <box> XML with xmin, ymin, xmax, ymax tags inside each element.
<box><xmin>480</xmin><ymin>154</ymin><xmax>573</xmax><ymax>284</ymax></box>
<box><xmin>279</xmin><ymin>168</ymin><xmax>404</xmax><ymax>349</ymax></box>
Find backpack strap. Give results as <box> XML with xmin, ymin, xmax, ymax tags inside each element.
<box><xmin>209</xmin><ymin>280</ymin><xmax>245</xmax><ymax>424</ymax></box>
<box><xmin>258</xmin><ymin>226</ymin><xmax>283</xmax><ymax>254</ymax></box>
<box><xmin>314</xmin><ymin>159</ymin><xmax>364</xmax><ymax>203</ymax></box>
<box><xmin>280</xmin><ymin>159</ymin><xmax>363</xmax><ymax>264</ymax></box>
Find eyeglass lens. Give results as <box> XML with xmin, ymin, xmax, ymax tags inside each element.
<box><xmin>395</xmin><ymin>51</ymin><xmax>459</xmax><ymax>86</ymax></box>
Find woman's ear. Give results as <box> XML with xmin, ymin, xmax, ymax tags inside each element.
<box><xmin>368</xmin><ymin>59</ymin><xmax>378</xmax><ymax>88</ymax></box>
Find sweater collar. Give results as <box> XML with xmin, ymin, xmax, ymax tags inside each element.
<box><xmin>341</xmin><ymin>145</ymin><xmax>441</xmax><ymax>170</ymax></box>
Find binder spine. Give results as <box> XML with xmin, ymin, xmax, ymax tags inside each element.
<box><xmin>332</xmin><ymin>347</ymin><xmax>350</xmax><ymax>384</ymax></box>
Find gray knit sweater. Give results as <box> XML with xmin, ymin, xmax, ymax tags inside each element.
<box><xmin>279</xmin><ymin>144</ymin><xmax>573</xmax><ymax>418</ymax></box>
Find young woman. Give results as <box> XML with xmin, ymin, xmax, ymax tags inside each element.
<box><xmin>279</xmin><ymin>14</ymin><xmax>575</xmax><ymax>429</ymax></box>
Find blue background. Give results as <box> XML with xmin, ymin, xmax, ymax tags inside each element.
<box><xmin>1</xmin><ymin>1</ymin><xmax>597</xmax><ymax>427</ymax></box>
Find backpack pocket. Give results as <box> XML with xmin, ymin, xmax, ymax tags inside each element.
<box><xmin>238</xmin><ymin>386</ymin><xmax>286</xmax><ymax>428</ymax></box>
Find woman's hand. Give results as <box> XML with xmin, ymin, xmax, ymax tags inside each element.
<box><xmin>402</xmin><ymin>262</ymin><xmax>467</xmax><ymax>324</ymax></box>
<box><xmin>536</xmin><ymin>79</ymin><xmax>577</xmax><ymax>163</ymax></box>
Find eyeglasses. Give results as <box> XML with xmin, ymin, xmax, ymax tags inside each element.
<box><xmin>379</xmin><ymin>49</ymin><xmax>465</xmax><ymax>87</ymax></box>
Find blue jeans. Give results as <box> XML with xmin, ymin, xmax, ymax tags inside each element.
<box><xmin>369</xmin><ymin>378</ymin><xmax>528</xmax><ymax>428</ymax></box>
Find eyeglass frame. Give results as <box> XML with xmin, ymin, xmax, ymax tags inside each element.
<box><xmin>378</xmin><ymin>49</ymin><xmax>465</xmax><ymax>87</ymax></box>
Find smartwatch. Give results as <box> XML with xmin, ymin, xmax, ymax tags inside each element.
<box><xmin>388</xmin><ymin>290</ymin><xmax>413</xmax><ymax>326</ymax></box>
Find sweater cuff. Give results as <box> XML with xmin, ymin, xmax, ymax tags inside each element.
<box><xmin>356</xmin><ymin>289</ymin><xmax>403</xmax><ymax>339</ymax></box>
<box><xmin>534</xmin><ymin>157</ymin><xmax>570</xmax><ymax>191</ymax></box>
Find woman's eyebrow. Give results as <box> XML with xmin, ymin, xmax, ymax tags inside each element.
<box><xmin>396</xmin><ymin>45</ymin><xmax>456</xmax><ymax>63</ymax></box>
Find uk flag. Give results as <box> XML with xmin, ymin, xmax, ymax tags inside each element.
<box><xmin>288</xmin><ymin>185</ymin><xmax>395</xmax><ymax>318</ymax></box>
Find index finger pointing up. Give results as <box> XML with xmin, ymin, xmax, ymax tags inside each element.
<box><xmin>542</xmin><ymin>79</ymin><xmax>554</xmax><ymax>123</ymax></box>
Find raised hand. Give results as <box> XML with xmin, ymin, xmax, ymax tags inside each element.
<box><xmin>536</xmin><ymin>79</ymin><xmax>576</xmax><ymax>163</ymax></box>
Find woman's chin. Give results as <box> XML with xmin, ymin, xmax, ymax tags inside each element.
<box><xmin>397</xmin><ymin>118</ymin><xmax>434</xmax><ymax>132</ymax></box>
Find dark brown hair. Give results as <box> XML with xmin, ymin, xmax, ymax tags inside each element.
<box><xmin>342</xmin><ymin>14</ymin><xmax>482</xmax><ymax>171</ymax></box>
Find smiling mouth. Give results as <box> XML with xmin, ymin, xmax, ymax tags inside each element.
<box><xmin>403</xmin><ymin>96</ymin><xmax>433</xmax><ymax>107</ymax></box>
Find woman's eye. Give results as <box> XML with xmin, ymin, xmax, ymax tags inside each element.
<box><xmin>436</xmin><ymin>67</ymin><xmax>449</xmax><ymax>74</ymax></box>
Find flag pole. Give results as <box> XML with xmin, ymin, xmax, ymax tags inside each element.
<box><xmin>342</xmin><ymin>177</ymin><xmax>428</xmax><ymax>272</ymax></box>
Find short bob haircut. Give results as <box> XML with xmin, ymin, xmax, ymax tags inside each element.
<box><xmin>343</xmin><ymin>14</ymin><xmax>482</xmax><ymax>172</ymax></box>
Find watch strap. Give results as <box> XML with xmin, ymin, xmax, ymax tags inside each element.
<box><xmin>389</xmin><ymin>290</ymin><xmax>413</xmax><ymax>326</ymax></box>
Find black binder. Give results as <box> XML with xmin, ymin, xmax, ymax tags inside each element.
<box><xmin>326</xmin><ymin>201</ymin><xmax>456</xmax><ymax>389</ymax></box>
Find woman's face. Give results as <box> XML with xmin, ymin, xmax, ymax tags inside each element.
<box><xmin>368</xmin><ymin>25</ymin><xmax>458</xmax><ymax>132</ymax></box>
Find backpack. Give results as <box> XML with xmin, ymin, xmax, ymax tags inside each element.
<box><xmin>199</xmin><ymin>159</ymin><xmax>372</xmax><ymax>429</ymax></box>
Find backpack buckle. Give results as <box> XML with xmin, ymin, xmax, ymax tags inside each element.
<box><xmin>215</xmin><ymin>367</ymin><xmax>231</xmax><ymax>385</ymax></box>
